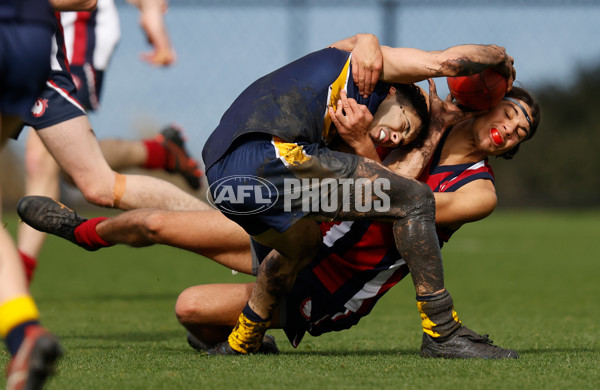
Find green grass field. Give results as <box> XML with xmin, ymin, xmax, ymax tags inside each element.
<box><xmin>1</xmin><ymin>210</ymin><xmax>599</xmax><ymax>389</ymax></box>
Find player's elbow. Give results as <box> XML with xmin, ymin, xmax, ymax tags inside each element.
<box><xmin>50</xmin><ymin>0</ymin><xmax>97</xmax><ymax>11</ymax></box>
<box><xmin>82</xmin><ymin>0</ymin><xmax>97</xmax><ymax>11</ymax></box>
<box><xmin>140</xmin><ymin>211</ymin><xmax>169</xmax><ymax>243</ymax></box>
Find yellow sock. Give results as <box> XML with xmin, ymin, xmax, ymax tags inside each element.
<box><xmin>0</xmin><ymin>295</ymin><xmax>40</xmax><ymax>337</ymax></box>
<box><xmin>227</xmin><ymin>312</ymin><xmax>271</xmax><ymax>354</ymax></box>
<box><xmin>416</xmin><ymin>290</ymin><xmax>461</xmax><ymax>338</ymax></box>
<box><xmin>417</xmin><ymin>301</ymin><xmax>460</xmax><ymax>337</ymax></box>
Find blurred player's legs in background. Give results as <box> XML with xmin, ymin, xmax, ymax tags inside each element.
<box><xmin>19</xmin><ymin>122</ymin><xmax>204</xmax><ymax>283</ymax></box>
<box><xmin>18</xmin><ymin>0</ymin><xmax>194</xmax><ymax>284</ymax></box>
<box><xmin>0</xmin><ymin>4</ymin><xmax>63</xmax><ymax>388</ymax></box>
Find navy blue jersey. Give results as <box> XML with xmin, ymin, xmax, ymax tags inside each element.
<box><xmin>0</xmin><ymin>0</ymin><xmax>53</xmax><ymax>27</ymax></box>
<box><xmin>202</xmin><ymin>47</ymin><xmax>392</xmax><ymax>170</ymax></box>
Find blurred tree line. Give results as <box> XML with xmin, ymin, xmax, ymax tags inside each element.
<box><xmin>491</xmin><ymin>61</ymin><xmax>600</xmax><ymax>208</ymax></box>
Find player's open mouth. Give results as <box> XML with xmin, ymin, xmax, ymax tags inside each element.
<box><xmin>378</xmin><ymin>129</ymin><xmax>387</xmax><ymax>142</ymax></box>
<box><xmin>491</xmin><ymin>128</ymin><xmax>503</xmax><ymax>146</ymax></box>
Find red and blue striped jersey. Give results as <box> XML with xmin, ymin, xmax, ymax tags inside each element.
<box><xmin>60</xmin><ymin>0</ymin><xmax>120</xmax><ymax>71</ymax></box>
<box><xmin>301</xmin><ymin>132</ymin><xmax>495</xmax><ymax>317</ymax></box>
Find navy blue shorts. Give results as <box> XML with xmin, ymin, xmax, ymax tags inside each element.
<box><xmin>20</xmin><ymin>71</ymin><xmax>86</xmax><ymax>133</ymax></box>
<box><xmin>0</xmin><ymin>22</ymin><xmax>53</xmax><ymax>120</ymax></box>
<box><xmin>206</xmin><ymin>134</ymin><xmax>359</xmax><ymax>236</ymax></box>
<box><xmin>70</xmin><ymin>65</ymin><xmax>105</xmax><ymax>111</ymax></box>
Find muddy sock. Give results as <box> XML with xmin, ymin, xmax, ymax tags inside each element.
<box><xmin>417</xmin><ymin>290</ymin><xmax>462</xmax><ymax>339</ymax></box>
<box><xmin>227</xmin><ymin>304</ymin><xmax>271</xmax><ymax>354</ymax></box>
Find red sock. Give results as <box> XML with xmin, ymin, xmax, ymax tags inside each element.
<box><xmin>142</xmin><ymin>139</ymin><xmax>168</xmax><ymax>170</ymax></box>
<box><xmin>18</xmin><ymin>250</ymin><xmax>37</xmax><ymax>285</ymax></box>
<box><xmin>74</xmin><ymin>217</ymin><xmax>113</xmax><ymax>250</ymax></box>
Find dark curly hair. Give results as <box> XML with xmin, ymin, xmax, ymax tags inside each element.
<box><xmin>392</xmin><ymin>83</ymin><xmax>430</xmax><ymax>149</ymax></box>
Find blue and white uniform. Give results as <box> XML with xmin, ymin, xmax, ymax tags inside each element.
<box><xmin>203</xmin><ymin>48</ymin><xmax>395</xmax><ymax>235</ymax></box>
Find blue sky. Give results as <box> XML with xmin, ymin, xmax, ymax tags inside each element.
<box><xmin>10</xmin><ymin>3</ymin><xmax>600</xmax><ymax>161</ymax></box>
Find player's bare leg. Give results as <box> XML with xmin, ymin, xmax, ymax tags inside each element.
<box><xmin>98</xmin><ymin>138</ymin><xmax>148</xmax><ymax>172</ymax></box>
<box><xmin>208</xmin><ymin>219</ymin><xmax>321</xmax><ymax>355</ymax></box>
<box><xmin>36</xmin><ymin>116</ymin><xmax>204</xmax><ymax>210</ymax></box>
<box><xmin>16</xmin><ymin>196</ymin><xmax>255</xmax><ymax>273</ymax></box>
<box><xmin>176</xmin><ymin>283</ymin><xmax>254</xmax><ymax>343</ymax></box>
<box><xmin>177</xmin><ymin>283</ymin><xmax>279</xmax><ymax>355</ymax></box>
<box><xmin>17</xmin><ymin>130</ymin><xmax>60</xmax><ymax>282</ymax></box>
<box><xmin>95</xmin><ymin>208</ymin><xmax>252</xmax><ymax>272</ymax></box>
<box><xmin>330</xmin><ymin>159</ymin><xmax>518</xmax><ymax>359</ymax></box>
<box><xmin>98</xmin><ymin>125</ymin><xmax>202</xmax><ymax>189</ymax></box>
<box><xmin>0</xmin><ymin>181</ymin><xmax>62</xmax><ymax>390</ymax></box>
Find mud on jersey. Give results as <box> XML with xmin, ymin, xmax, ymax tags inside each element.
<box><xmin>202</xmin><ymin>47</ymin><xmax>392</xmax><ymax>170</ymax></box>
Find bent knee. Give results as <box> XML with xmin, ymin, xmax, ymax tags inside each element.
<box><xmin>175</xmin><ymin>288</ymin><xmax>198</xmax><ymax>324</ymax></box>
<box><xmin>78</xmin><ymin>185</ymin><xmax>114</xmax><ymax>208</ymax></box>
<box><xmin>390</xmin><ymin>179</ymin><xmax>436</xmax><ymax>219</ymax></box>
<box><xmin>74</xmin><ymin>173</ymin><xmax>119</xmax><ymax>207</ymax></box>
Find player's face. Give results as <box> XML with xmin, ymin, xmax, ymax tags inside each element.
<box><xmin>369</xmin><ymin>95</ymin><xmax>422</xmax><ymax>148</ymax></box>
<box><xmin>474</xmin><ymin>98</ymin><xmax>532</xmax><ymax>155</ymax></box>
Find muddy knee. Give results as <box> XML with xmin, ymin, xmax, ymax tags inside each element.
<box><xmin>388</xmin><ymin>178</ymin><xmax>436</xmax><ymax>221</ymax></box>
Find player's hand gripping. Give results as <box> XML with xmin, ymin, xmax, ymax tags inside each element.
<box><xmin>350</xmin><ymin>34</ymin><xmax>383</xmax><ymax>97</ymax></box>
<box><xmin>329</xmin><ymin>90</ymin><xmax>376</xmax><ymax>157</ymax></box>
<box><xmin>482</xmin><ymin>45</ymin><xmax>515</xmax><ymax>92</ymax></box>
<box><xmin>427</xmin><ymin>78</ymin><xmax>481</xmax><ymax>136</ymax></box>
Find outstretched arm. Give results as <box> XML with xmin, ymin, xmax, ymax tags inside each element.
<box><xmin>379</xmin><ymin>44</ymin><xmax>515</xmax><ymax>88</ymax></box>
<box><xmin>50</xmin><ymin>0</ymin><xmax>97</xmax><ymax>11</ymax></box>
<box><xmin>127</xmin><ymin>0</ymin><xmax>176</xmax><ymax>66</ymax></box>
<box><xmin>434</xmin><ymin>179</ymin><xmax>497</xmax><ymax>227</ymax></box>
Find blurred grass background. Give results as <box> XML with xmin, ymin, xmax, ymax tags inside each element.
<box><xmin>1</xmin><ymin>210</ymin><xmax>598</xmax><ymax>389</ymax></box>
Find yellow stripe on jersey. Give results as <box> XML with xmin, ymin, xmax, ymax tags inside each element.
<box><xmin>0</xmin><ymin>295</ymin><xmax>40</xmax><ymax>337</ymax></box>
<box><xmin>322</xmin><ymin>55</ymin><xmax>352</xmax><ymax>144</ymax></box>
<box><xmin>272</xmin><ymin>137</ymin><xmax>312</xmax><ymax>166</ymax></box>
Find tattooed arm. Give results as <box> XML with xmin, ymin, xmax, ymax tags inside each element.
<box><xmin>379</xmin><ymin>44</ymin><xmax>515</xmax><ymax>88</ymax></box>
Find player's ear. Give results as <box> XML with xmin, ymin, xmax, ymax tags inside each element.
<box><xmin>387</xmin><ymin>86</ymin><xmax>396</xmax><ymax>96</ymax></box>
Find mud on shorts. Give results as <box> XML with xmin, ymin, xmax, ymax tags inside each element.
<box><xmin>250</xmin><ymin>238</ymin><xmax>366</xmax><ymax>348</ymax></box>
<box><xmin>205</xmin><ymin>134</ymin><xmax>359</xmax><ymax>236</ymax></box>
